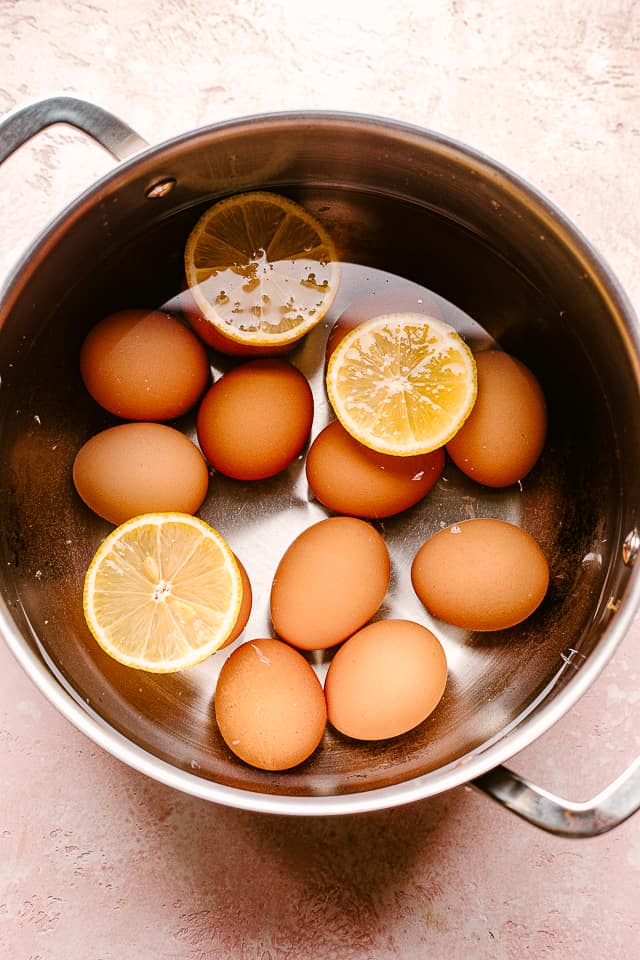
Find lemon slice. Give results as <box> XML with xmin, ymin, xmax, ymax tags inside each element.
<box><xmin>83</xmin><ymin>513</ymin><xmax>242</xmax><ymax>673</ymax></box>
<box><xmin>326</xmin><ymin>312</ymin><xmax>477</xmax><ymax>456</ymax></box>
<box><xmin>184</xmin><ymin>191</ymin><xmax>339</xmax><ymax>348</ymax></box>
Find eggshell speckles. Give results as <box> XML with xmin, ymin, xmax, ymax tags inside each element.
<box><xmin>215</xmin><ymin>638</ymin><xmax>327</xmax><ymax>770</ymax></box>
<box><xmin>306</xmin><ymin>419</ymin><xmax>444</xmax><ymax>518</ymax></box>
<box><xmin>446</xmin><ymin>350</ymin><xmax>547</xmax><ymax>487</ymax></box>
<box><xmin>197</xmin><ymin>359</ymin><xmax>313</xmax><ymax>480</ymax></box>
<box><xmin>270</xmin><ymin>517</ymin><xmax>391</xmax><ymax>650</ymax></box>
<box><xmin>80</xmin><ymin>309</ymin><xmax>210</xmax><ymax>421</ymax></box>
<box><xmin>325</xmin><ymin>619</ymin><xmax>448</xmax><ymax>740</ymax></box>
<box><xmin>72</xmin><ymin>422</ymin><xmax>209</xmax><ymax>525</ymax></box>
<box><xmin>411</xmin><ymin>518</ymin><xmax>549</xmax><ymax>631</ymax></box>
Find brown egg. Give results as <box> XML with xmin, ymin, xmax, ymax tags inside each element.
<box><xmin>197</xmin><ymin>359</ymin><xmax>313</xmax><ymax>480</ymax></box>
<box><xmin>325</xmin><ymin>619</ymin><xmax>448</xmax><ymax>740</ymax></box>
<box><xmin>325</xmin><ymin>286</ymin><xmax>443</xmax><ymax>360</ymax></box>
<box><xmin>306</xmin><ymin>419</ymin><xmax>444</xmax><ymax>518</ymax></box>
<box><xmin>80</xmin><ymin>308</ymin><xmax>210</xmax><ymax>421</ymax></box>
<box><xmin>270</xmin><ymin>516</ymin><xmax>390</xmax><ymax>650</ymax></box>
<box><xmin>219</xmin><ymin>556</ymin><xmax>253</xmax><ymax>648</ymax></box>
<box><xmin>72</xmin><ymin>422</ymin><xmax>209</xmax><ymax>525</ymax></box>
<box><xmin>446</xmin><ymin>350</ymin><xmax>547</xmax><ymax>487</ymax></box>
<box><xmin>411</xmin><ymin>518</ymin><xmax>549</xmax><ymax>631</ymax></box>
<box><xmin>215</xmin><ymin>638</ymin><xmax>327</xmax><ymax>770</ymax></box>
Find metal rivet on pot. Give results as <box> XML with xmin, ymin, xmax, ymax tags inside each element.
<box><xmin>145</xmin><ymin>177</ymin><xmax>177</xmax><ymax>199</ymax></box>
<box><xmin>622</xmin><ymin>528</ymin><xmax>640</xmax><ymax>566</ymax></box>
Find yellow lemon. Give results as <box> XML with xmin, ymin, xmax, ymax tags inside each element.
<box><xmin>184</xmin><ymin>191</ymin><xmax>339</xmax><ymax>348</ymax></box>
<box><xmin>83</xmin><ymin>513</ymin><xmax>242</xmax><ymax>673</ymax></box>
<box><xmin>326</xmin><ymin>312</ymin><xmax>477</xmax><ymax>456</ymax></box>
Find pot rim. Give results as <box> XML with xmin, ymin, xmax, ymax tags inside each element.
<box><xmin>2</xmin><ymin>108</ymin><xmax>640</xmax><ymax>814</ymax></box>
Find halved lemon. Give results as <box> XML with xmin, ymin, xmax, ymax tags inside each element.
<box><xmin>184</xmin><ymin>191</ymin><xmax>339</xmax><ymax>348</ymax></box>
<box><xmin>83</xmin><ymin>513</ymin><xmax>243</xmax><ymax>673</ymax></box>
<box><xmin>326</xmin><ymin>312</ymin><xmax>477</xmax><ymax>456</ymax></box>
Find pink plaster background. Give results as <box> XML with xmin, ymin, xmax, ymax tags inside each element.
<box><xmin>1</xmin><ymin>1</ymin><xmax>639</xmax><ymax>957</ymax></box>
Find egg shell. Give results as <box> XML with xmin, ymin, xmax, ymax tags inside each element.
<box><xmin>197</xmin><ymin>359</ymin><xmax>313</xmax><ymax>480</ymax></box>
<box><xmin>306</xmin><ymin>419</ymin><xmax>444</xmax><ymax>518</ymax></box>
<box><xmin>411</xmin><ymin>518</ymin><xmax>549</xmax><ymax>631</ymax></box>
<box><xmin>446</xmin><ymin>350</ymin><xmax>547</xmax><ymax>487</ymax></box>
<box><xmin>214</xmin><ymin>638</ymin><xmax>327</xmax><ymax>770</ymax></box>
<box><xmin>80</xmin><ymin>308</ymin><xmax>210</xmax><ymax>421</ymax></box>
<box><xmin>219</xmin><ymin>556</ymin><xmax>253</xmax><ymax>648</ymax></box>
<box><xmin>270</xmin><ymin>516</ymin><xmax>390</xmax><ymax>650</ymax></box>
<box><xmin>325</xmin><ymin>619</ymin><xmax>448</xmax><ymax>740</ymax></box>
<box><xmin>72</xmin><ymin>422</ymin><xmax>209</xmax><ymax>525</ymax></box>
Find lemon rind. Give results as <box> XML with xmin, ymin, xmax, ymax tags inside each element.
<box><xmin>184</xmin><ymin>191</ymin><xmax>340</xmax><ymax>347</ymax></box>
<box><xmin>83</xmin><ymin>512</ymin><xmax>243</xmax><ymax>673</ymax></box>
<box><xmin>326</xmin><ymin>312</ymin><xmax>478</xmax><ymax>457</ymax></box>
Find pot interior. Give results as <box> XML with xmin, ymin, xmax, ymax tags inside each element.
<box><xmin>1</xmin><ymin>116</ymin><xmax>638</xmax><ymax>800</ymax></box>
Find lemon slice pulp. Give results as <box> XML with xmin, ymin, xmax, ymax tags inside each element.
<box><xmin>326</xmin><ymin>312</ymin><xmax>477</xmax><ymax>456</ymax></box>
<box><xmin>83</xmin><ymin>513</ymin><xmax>242</xmax><ymax>673</ymax></box>
<box><xmin>184</xmin><ymin>191</ymin><xmax>339</xmax><ymax>347</ymax></box>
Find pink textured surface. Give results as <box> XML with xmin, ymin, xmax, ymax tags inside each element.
<box><xmin>1</xmin><ymin>2</ymin><xmax>639</xmax><ymax>957</ymax></box>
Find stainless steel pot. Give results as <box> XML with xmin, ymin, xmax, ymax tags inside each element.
<box><xmin>1</xmin><ymin>97</ymin><xmax>639</xmax><ymax>836</ymax></box>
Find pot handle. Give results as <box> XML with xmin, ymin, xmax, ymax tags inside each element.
<box><xmin>473</xmin><ymin>754</ymin><xmax>640</xmax><ymax>837</ymax></box>
<box><xmin>0</xmin><ymin>96</ymin><xmax>148</xmax><ymax>164</ymax></box>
